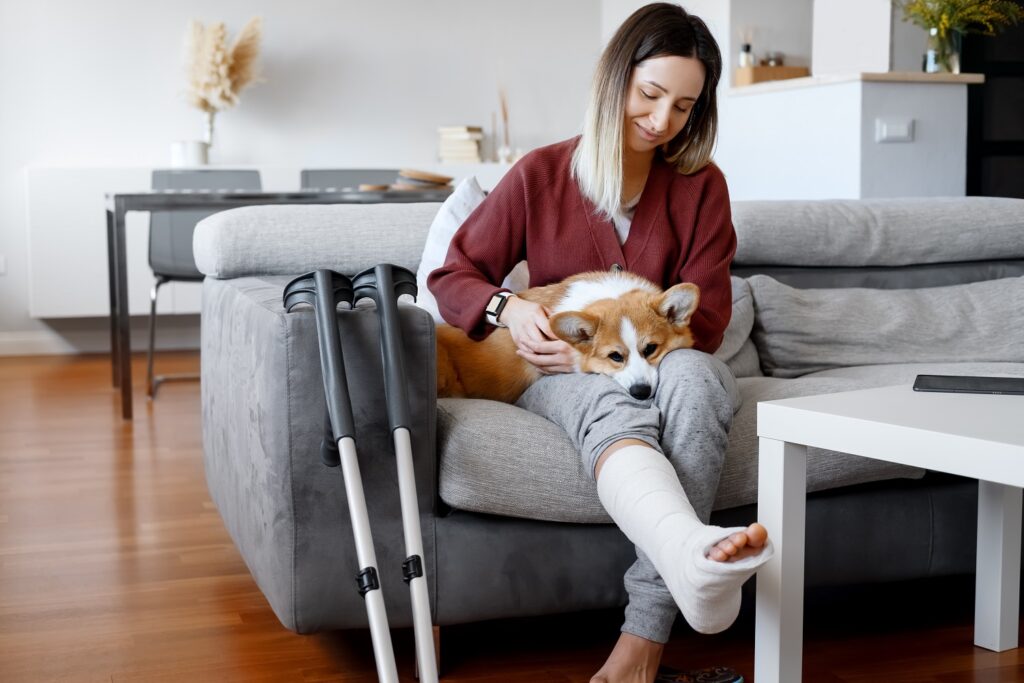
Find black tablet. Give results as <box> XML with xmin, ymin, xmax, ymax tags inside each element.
<box><xmin>913</xmin><ymin>374</ymin><xmax>1024</xmax><ymax>396</ymax></box>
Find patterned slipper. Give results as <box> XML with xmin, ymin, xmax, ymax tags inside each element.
<box><xmin>654</xmin><ymin>665</ymin><xmax>744</xmax><ymax>683</ymax></box>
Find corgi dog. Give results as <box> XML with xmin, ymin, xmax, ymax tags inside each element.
<box><xmin>436</xmin><ymin>271</ymin><xmax>700</xmax><ymax>403</ymax></box>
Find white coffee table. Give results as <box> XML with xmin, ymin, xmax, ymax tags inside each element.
<box><xmin>754</xmin><ymin>383</ymin><xmax>1024</xmax><ymax>683</ymax></box>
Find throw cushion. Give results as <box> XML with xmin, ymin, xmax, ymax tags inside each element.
<box><xmin>713</xmin><ymin>276</ymin><xmax>758</xmax><ymax>376</ymax></box>
<box><xmin>749</xmin><ymin>275</ymin><xmax>1024</xmax><ymax>378</ymax></box>
<box><xmin>415</xmin><ymin>177</ymin><xmax>528</xmax><ymax>321</ymax></box>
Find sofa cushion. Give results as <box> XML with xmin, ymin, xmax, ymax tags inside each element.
<box><xmin>438</xmin><ymin>398</ymin><xmax>609</xmax><ymax>522</ymax></box>
<box><xmin>437</xmin><ymin>365</ymin><xmax>972</xmax><ymax>523</ymax></box>
<box><xmin>749</xmin><ymin>275</ymin><xmax>1024</xmax><ymax>378</ymax></box>
<box><xmin>732</xmin><ymin>197</ymin><xmax>1024</xmax><ymax>267</ymax></box>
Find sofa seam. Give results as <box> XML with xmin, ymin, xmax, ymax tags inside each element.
<box><xmin>283</xmin><ymin>305</ymin><xmax>300</xmax><ymax>632</ymax></box>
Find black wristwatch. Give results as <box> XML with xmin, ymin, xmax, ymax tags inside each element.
<box><xmin>485</xmin><ymin>292</ymin><xmax>513</xmax><ymax>327</ymax></box>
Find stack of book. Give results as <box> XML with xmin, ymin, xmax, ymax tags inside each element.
<box><xmin>438</xmin><ymin>125</ymin><xmax>483</xmax><ymax>163</ymax></box>
<box><xmin>391</xmin><ymin>169</ymin><xmax>453</xmax><ymax>192</ymax></box>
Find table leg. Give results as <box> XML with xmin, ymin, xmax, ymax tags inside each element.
<box><xmin>756</xmin><ymin>438</ymin><xmax>807</xmax><ymax>683</ymax></box>
<box><xmin>106</xmin><ymin>207</ymin><xmax>119</xmax><ymax>388</ymax></box>
<box><xmin>974</xmin><ymin>480</ymin><xmax>1021</xmax><ymax>651</ymax></box>
<box><xmin>114</xmin><ymin>199</ymin><xmax>133</xmax><ymax>420</ymax></box>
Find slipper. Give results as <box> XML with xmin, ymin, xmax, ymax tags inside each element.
<box><xmin>654</xmin><ymin>664</ymin><xmax>744</xmax><ymax>683</ymax></box>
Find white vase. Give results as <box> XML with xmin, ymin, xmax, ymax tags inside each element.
<box><xmin>170</xmin><ymin>140</ymin><xmax>209</xmax><ymax>167</ymax></box>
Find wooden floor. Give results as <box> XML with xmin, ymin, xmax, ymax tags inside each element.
<box><xmin>1</xmin><ymin>352</ymin><xmax>1022</xmax><ymax>682</ymax></box>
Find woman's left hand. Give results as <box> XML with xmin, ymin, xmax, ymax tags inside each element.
<box><xmin>514</xmin><ymin>309</ymin><xmax>578</xmax><ymax>374</ymax></box>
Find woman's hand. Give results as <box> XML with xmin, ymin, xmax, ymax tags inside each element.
<box><xmin>499</xmin><ymin>296</ymin><xmax>577</xmax><ymax>374</ymax></box>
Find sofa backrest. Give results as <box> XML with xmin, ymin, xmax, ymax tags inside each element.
<box><xmin>729</xmin><ymin>197</ymin><xmax>1024</xmax><ymax>377</ymax></box>
<box><xmin>193</xmin><ymin>203</ymin><xmax>442</xmax><ymax>279</ymax></box>
<box><xmin>731</xmin><ymin>197</ymin><xmax>1024</xmax><ymax>289</ymax></box>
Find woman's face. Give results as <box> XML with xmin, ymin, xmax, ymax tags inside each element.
<box><xmin>623</xmin><ymin>55</ymin><xmax>706</xmax><ymax>156</ymax></box>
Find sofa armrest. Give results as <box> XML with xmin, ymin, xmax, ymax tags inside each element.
<box><xmin>193</xmin><ymin>203</ymin><xmax>442</xmax><ymax>278</ymax></box>
<box><xmin>201</xmin><ymin>275</ymin><xmax>438</xmax><ymax>632</ymax></box>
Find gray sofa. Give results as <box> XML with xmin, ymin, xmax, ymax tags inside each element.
<box><xmin>194</xmin><ymin>196</ymin><xmax>1024</xmax><ymax>635</ymax></box>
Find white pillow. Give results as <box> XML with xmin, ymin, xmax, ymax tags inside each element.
<box><xmin>416</xmin><ymin>176</ymin><xmax>529</xmax><ymax>322</ymax></box>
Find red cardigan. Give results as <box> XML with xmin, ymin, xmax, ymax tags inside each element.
<box><xmin>427</xmin><ymin>138</ymin><xmax>736</xmax><ymax>352</ymax></box>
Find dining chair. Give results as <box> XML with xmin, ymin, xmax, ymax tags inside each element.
<box><xmin>147</xmin><ymin>169</ymin><xmax>262</xmax><ymax>398</ymax></box>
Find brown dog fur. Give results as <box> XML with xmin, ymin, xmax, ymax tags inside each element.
<box><xmin>436</xmin><ymin>272</ymin><xmax>700</xmax><ymax>403</ymax></box>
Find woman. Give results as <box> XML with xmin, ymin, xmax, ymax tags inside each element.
<box><xmin>428</xmin><ymin>5</ymin><xmax>773</xmax><ymax>682</ymax></box>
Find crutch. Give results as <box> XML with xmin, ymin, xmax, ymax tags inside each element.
<box><xmin>282</xmin><ymin>269</ymin><xmax>399</xmax><ymax>683</ymax></box>
<box><xmin>353</xmin><ymin>264</ymin><xmax>439</xmax><ymax>683</ymax></box>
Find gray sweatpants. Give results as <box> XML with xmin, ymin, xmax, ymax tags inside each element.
<box><xmin>515</xmin><ymin>349</ymin><xmax>742</xmax><ymax>643</ymax></box>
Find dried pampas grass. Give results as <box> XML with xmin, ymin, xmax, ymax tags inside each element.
<box><xmin>184</xmin><ymin>16</ymin><xmax>263</xmax><ymax>114</ymax></box>
<box><xmin>228</xmin><ymin>17</ymin><xmax>262</xmax><ymax>95</ymax></box>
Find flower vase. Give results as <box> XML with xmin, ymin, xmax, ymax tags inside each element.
<box><xmin>925</xmin><ymin>27</ymin><xmax>962</xmax><ymax>74</ymax></box>
<box><xmin>203</xmin><ymin>110</ymin><xmax>217</xmax><ymax>164</ymax></box>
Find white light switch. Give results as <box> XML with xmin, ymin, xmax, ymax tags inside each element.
<box><xmin>875</xmin><ymin>117</ymin><xmax>915</xmax><ymax>143</ymax></box>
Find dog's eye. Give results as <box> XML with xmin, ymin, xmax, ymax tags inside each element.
<box><xmin>608</xmin><ymin>351</ymin><xmax>624</xmax><ymax>363</ymax></box>
<box><xmin>643</xmin><ymin>343</ymin><xmax>658</xmax><ymax>358</ymax></box>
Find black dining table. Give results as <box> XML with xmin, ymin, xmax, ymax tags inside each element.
<box><xmin>105</xmin><ymin>188</ymin><xmax>450</xmax><ymax>419</ymax></box>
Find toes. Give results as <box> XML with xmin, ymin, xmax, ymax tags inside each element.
<box><xmin>728</xmin><ymin>532</ymin><xmax>748</xmax><ymax>549</ymax></box>
<box><xmin>746</xmin><ymin>523</ymin><xmax>769</xmax><ymax>547</ymax></box>
<box><xmin>708</xmin><ymin>547</ymin><xmax>729</xmax><ymax>562</ymax></box>
<box><xmin>718</xmin><ymin>540</ymin><xmax>738</xmax><ymax>556</ymax></box>
<box><xmin>708</xmin><ymin>525</ymin><xmax>771</xmax><ymax>562</ymax></box>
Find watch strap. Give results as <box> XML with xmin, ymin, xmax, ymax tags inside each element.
<box><xmin>485</xmin><ymin>292</ymin><xmax>513</xmax><ymax>327</ymax></box>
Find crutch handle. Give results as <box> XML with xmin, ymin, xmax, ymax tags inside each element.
<box><xmin>283</xmin><ymin>270</ymin><xmax>358</xmax><ymax>441</ymax></box>
<box><xmin>352</xmin><ymin>264</ymin><xmax>417</xmax><ymax>432</ymax></box>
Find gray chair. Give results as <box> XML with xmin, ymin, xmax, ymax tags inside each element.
<box><xmin>300</xmin><ymin>169</ymin><xmax>399</xmax><ymax>191</ymax></box>
<box><xmin>147</xmin><ymin>169</ymin><xmax>262</xmax><ymax>397</ymax></box>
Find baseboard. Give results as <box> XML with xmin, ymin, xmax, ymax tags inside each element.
<box><xmin>0</xmin><ymin>331</ymin><xmax>81</xmax><ymax>356</ymax></box>
<box><xmin>0</xmin><ymin>319</ymin><xmax>201</xmax><ymax>356</ymax></box>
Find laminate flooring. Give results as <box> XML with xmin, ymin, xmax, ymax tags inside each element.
<box><xmin>1</xmin><ymin>353</ymin><xmax>1021</xmax><ymax>682</ymax></box>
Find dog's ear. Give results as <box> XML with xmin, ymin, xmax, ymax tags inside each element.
<box><xmin>657</xmin><ymin>283</ymin><xmax>700</xmax><ymax>327</ymax></box>
<box><xmin>550</xmin><ymin>311</ymin><xmax>599</xmax><ymax>347</ymax></box>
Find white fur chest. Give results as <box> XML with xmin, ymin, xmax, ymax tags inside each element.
<box><xmin>552</xmin><ymin>272</ymin><xmax>659</xmax><ymax>314</ymax></box>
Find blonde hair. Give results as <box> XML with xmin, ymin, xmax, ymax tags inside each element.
<box><xmin>571</xmin><ymin>3</ymin><xmax>722</xmax><ymax>220</ymax></box>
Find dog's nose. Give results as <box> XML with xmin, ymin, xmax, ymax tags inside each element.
<box><xmin>629</xmin><ymin>384</ymin><xmax>652</xmax><ymax>400</ymax></box>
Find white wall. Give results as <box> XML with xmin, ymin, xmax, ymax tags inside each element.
<box><xmin>717</xmin><ymin>82</ymin><xmax>864</xmax><ymax>200</ymax></box>
<box><xmin>601</xmin><ymin>0</ymin><xmax>730</xmax><ymax>51</ymax></box>
<box><xmin>812</xmin><ymin>0</ymin><xmax>893</xmax><ymax>74</ymax></box>
<box><xmin>860</xmin><ymin>82</ymin><xmax>968</xmax><ymax>197</ymax></box>
<box><xmin>730</xmin><ymin>0</ymin><xmax>814</xmax><ymax>78</ymax></box>
<box><xmin>0</xmin><ymin>0</ymin><xmax>600</xmax><ymax>353</ymax></box>
<box><xmin>0</xmin><ymin>0</ymin><xmax>975</xmax><ymax>355</ymax></box>
<box><xmin>890</xmin><ymin>7</ymin><xmax>930</xmax><ymax>71</ymax></box>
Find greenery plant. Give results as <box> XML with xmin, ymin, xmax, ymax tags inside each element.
<box><xmin>897</xmin><ymin>0</ymin><xmax>1021</xmax><ymax>39</ymax></box>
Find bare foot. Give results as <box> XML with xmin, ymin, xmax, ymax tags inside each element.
<box><xmin>707</xmin><ymin>522</ymin><xmax>769</xmax><ymax>562</ymax></box>
<box><xmin>590</xmin><ymin>632</ymin><xmax>665</xmax><ymax>683</ymax></box>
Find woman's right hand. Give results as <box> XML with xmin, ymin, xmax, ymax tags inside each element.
<box><xmin>499</xmin><ymin>296</ymin><xmax>577</xmax><ymax>374</ymax></box>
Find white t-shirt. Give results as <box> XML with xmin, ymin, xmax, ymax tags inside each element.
<box><xmin>611</xmin><ymin>193</ymin><xmax>642</xmax><ymax>245</ymax></box>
